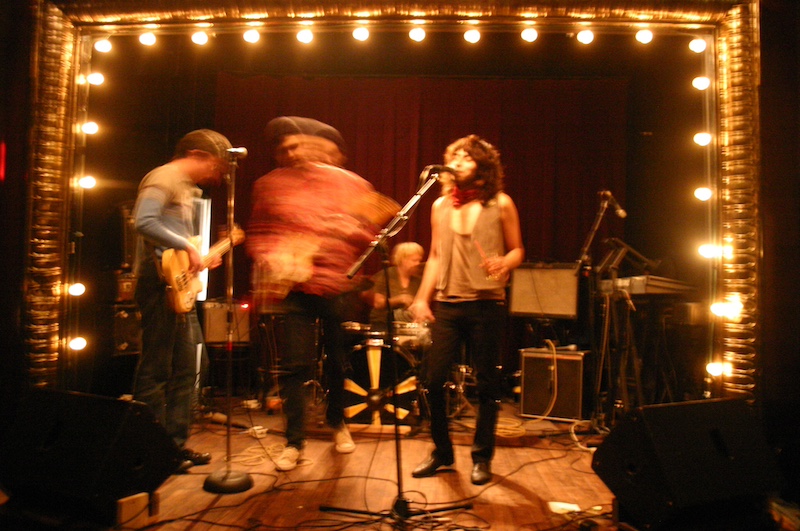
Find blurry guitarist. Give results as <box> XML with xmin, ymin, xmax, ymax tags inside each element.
<box><xmin>132</xmin><ymin>129</ymin><xmax>234</xmax><ymax>473</ymax></box>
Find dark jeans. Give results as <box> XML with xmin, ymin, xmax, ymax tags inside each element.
<box><xmin>133</xmin><ymin>259</ymin><xmax>208</xmax><ymax>448</ymax></box>
<box><xmin>423</xmin><ymin>300</ymin><xmax>505</xmax><ymax>464</ymax></box>
<box><xmin>268</xmin><ymin>291</ymin><xmax>353</xmax><ymax>449</ymax></box>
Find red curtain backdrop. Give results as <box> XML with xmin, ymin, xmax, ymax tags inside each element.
<box><xmin>213</xmin><ymin>73</ymin><xmax>628</xmax><ymax>295</ymax></box>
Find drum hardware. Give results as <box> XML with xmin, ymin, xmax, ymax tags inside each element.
<box><xmin>447</xmin><ymin>357</ymin><xmax>476</xmax><ymax>420</ymax></box>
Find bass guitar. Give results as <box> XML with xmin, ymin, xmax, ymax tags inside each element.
<box><xmin>162</xmin><ymin>228</ymin><xmax>245</xmax><ymax>313</ymax></box>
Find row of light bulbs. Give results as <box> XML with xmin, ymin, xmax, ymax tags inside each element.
<box><xmin>92</xmin><ymin>25</ymin><xmax>711</xmax><ymax>50</ymax></box>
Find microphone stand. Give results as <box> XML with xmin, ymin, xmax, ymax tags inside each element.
<box><xmin>203</xmin><ymin>153</ymin><xmax>253</xmax><ymax>494</ymax></box>
<box><xmin>321</xmin><ymin>166</ymin><xmax>471</xmax><ymax>526</ymax></box>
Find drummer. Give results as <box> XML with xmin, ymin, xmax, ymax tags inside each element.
<box><xmin>366</xmin><ymin>241</ymin><xmax>425</xmax><ymax>330</ymax></box>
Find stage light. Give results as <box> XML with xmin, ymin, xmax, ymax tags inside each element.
<box><xmin>693</xmin><ymin>132</ymin><xmax>712</xmax><ymax>146</ymax></box>
<box><xmin>706</xmin><ymin>361</ymin><xmax>733</xmax><ymax>377</ymax></box>
<box><xmin>81</xmin><ymin>121</ymin><xmax>99</xmax><ymax>134</ymax></box>
<box><xmin>698</xmin><ymin>244</ymin><xmax>732</xmax><ymax>259</ymax></box>
<box><xmin>576</xmin><ymin>29</ymin><xmax>594</xmax><ymax>44</ymax></box>
<box><xmin>694</xmin><ymin>187</ymin><xmax>713</xmax><ymax>201</ymax></box>
<box><xmin>297</xmin><ymin>28</ymin><xmax>314</xmax><ymax>44</ymax></box>
<box><xmin>94</xmin><ymin>39</ymin><xmax>112</xmax><ymax>53</ymax></box>
<box><xmin>635</xmin><ymin>29</ymin><xmax>653</xmax><ymax>44</ymax></box>
<box><xmin>139</xmin><ymin>32</ymin><xmax>156</xmax><ymax>46</ymax></box>
<box><xmin>409</xmin><ymin>27</ymin><xmax>426</xmax><ymax>42</ymax></box>
<box><xmin>710</xmin><ymin>295</ymin><xmax>743</xmax><ymax>320</ymax></box>
<box><xmin>68</xmin><ymin>283</ymin><xmax>86</xmax><ymax>296</ymax></box>
<box><xmin>353</xmin><ymin>26</ymin><xmax>370</xmax><ymax>41</ymax></box>
<box><xmin>521</xmin><ymin>28</ymin><xmax>539</xmax><ymax>42</ymax></box>
<box><xmin>243</xmin><ymin>29</ymin><xmax>260</xmax><ymax>43</ymax></box>
<box><xmin>192</xmin><ymin>31</ymin><xmax>209</xmax><ymax>45</ymax></box>
<box><xmin>86</xmin><ymin>72</ymin><xmax>105</xmax><ymax>85</ymax></box>
<box><xmin>692</xmin><ymin>76</ymin><xmax>711</xmax><ymax>90</ymax></box>
<box><xmin>78</xmin><ymin>176</ymin><xmax>96</xmax><ymax>189</ymax></box>
<box><xmin>689</xmin><ymin>38</ymin><xmax>707</xmax><ymax>53</ymax></box>
<box><xmin>69</xmin><ymin>337</ymin><xmax>87</xmax><ymax>350</ymax></box>
<box><xmin>464</xmin><ymin>29</ymin><xmax>481</xmax><ymax>44</ymax></box>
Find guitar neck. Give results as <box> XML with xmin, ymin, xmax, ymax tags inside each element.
<box><xmin>202</xmin><ymin>238</ymin><xmax>232</xmax><ymax>270</ymax></box>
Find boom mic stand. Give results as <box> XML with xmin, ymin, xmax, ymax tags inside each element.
<box><xmin>203</xmin><ymin>150</ymin><xmax>253</xmax><ymax>494</ymax></box>
<box><xmin>320</xmin><ymin>166</ymin><xmax>471</xmax><ymax>527</ymax></box>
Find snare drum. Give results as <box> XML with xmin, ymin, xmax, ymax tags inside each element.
<box><xmin>392</xmin><ymin>321</ymin><xmax>432</xmax><ymax>351</ymax></box>
<box><xmin>343</xmin><ymin>338</ymin><xmax>419</xmax><ymax>426</ymax></box>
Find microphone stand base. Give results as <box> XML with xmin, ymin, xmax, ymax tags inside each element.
<box><xmin>203</xmin><ymin>469</ymin><xmax>253</xmax><ymax>494</ymax></box>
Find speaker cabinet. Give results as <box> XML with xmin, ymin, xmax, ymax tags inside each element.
<box><xmin>203</xmin><ymin>301</ymin><xmax>251</xmax><ymax>344</ymax></box>
<box><xmin>509</xmin><ymin>262</ymin><xmax>580</xmax><ymax>319</ymax></box>
<box><xmin>591</xmin><ymin>398</ymin><xmax>783</xmax><ymax>530</ymax></box>
<box><xmin>0</xmin><ymin>389</ymin><xmax>181</xmax><ymax>526</ymax></box>
<box><xmin>520</xmin><ymin>348</ymin><xmax>585</xmax><ymax>421</ymax></box>
<box><xmin>114</xmin><ymin>303</ymin><xmax>141</xmax><ymax>356</ymax></box>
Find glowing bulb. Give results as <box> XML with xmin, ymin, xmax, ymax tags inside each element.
<box><xmin>86</xmin><ymin>72</ymin><xmax>105</xmax><ymax>85</ymax></box>
<box><xmin>94</xmin><ymin>39</ymin><xmax>112</xmax><ymax>53</ymax></box>
<box><xmin>139</xmin><ymin>32</ymin><xmax>156</xmax><ymax>46</ymax></box>
<box><xmin>694</xmin><ymin>187</ymin><xmax>713</xmax><ymax>201</ymax></box>
<box><xmin>521</xmin><ymin>28</ymin><xmax>539</xmax><ymax>42</ymax></box>
<box><xmin>296</xmin><ymin>29</ymin><xmax>314</xmax><ymax>44</ymax></box>
<box><xmin>81</xmin><ymin>122</ymin><xmax>99</xmax><ymax>135</ymax></box>
<box><xmin>68</xmin><ymin>283</ymin><xmax>86</xmax><ymax>296</ymax></box>
<box><xmin>353</xmin><ymin>27</ymin><xmax>370</xmax><ymax>41</ymax></box>
<box><xmin>692</xmin><ymin>76</ymin><xmax>711</xmax><ymax>90</ymax></box>
<box><xmin>693</xmin><ymin>132</ymin><xmax>712</xmax><ymax>146</ymax></box>
<box><xmin>710</xmin><ymin>295</ymin><xmax>743</xmax><ymax>320</ymax></box>
<box><xmin>192</xmin><ymin>32</ymin><xmax>209</xmax><ymax>45</ymax></box>
<box><xmin>576</xmin><ymin>30</ymin><xmax>594</xmax><ymax>44</ymax></box>
<box><xmin>69</xmin><ymin>337</ymin><xmax>87</xmax><ymax>350</ymax></box>
<box><xmin>409</xmin><ymin>27</ymin><xmax>426</xmax><ymax>42</ymax></box>
<box><xmin>243</xmin><ymin>29</ymin><xmax>260</xmax><ymax>43</ymax></box>
<box><xmin>464</xmin><ymin>29</ymin><xmax>481</xmax><ymax>44</ymax></box>
<box><xmin>689</xmin><ymin>38</ymin><xmax>707</xmax><ymax>53</ymax></box>
<box><xmin>635</xmin><ymin>30</ymin><xmax>653</xmax><ymax>44</ymax></box>
<box><xmin>706</xmin><ymin>362</ymin><xmax>733</xmax><ymax>377</ymax></box>
<box><xmin>78</xmin><ymin>176</ymin><xmax>96</xmax><ymax>189</ymax></box>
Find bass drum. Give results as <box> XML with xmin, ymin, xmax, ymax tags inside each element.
<box><xmin>343</xmin><ymin>339</ymin><xmax>421</xmax><ymax>426</ymax></box>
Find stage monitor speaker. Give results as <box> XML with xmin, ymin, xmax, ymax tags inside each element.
<box><xmin>591</xmin><ymin>398</ymin><xmax>783</xmax><ymax>530</ymax></box>
<box><xmin>0</xmin><ymin>388</ymin><xmax>182</xmax><ymax>526</ymax></box>
<box><xmin>509</xmin><ymin>262</ymin><xmax>580</xmax><ymax>319</ymax></box>
<box><xmin>203</xmin><ymin>300</ymin><xmax>250</xmax><ymax>344</ymax></box>
<box><xmin>520</xmin><ymin>348</ymin><xmax>585</xmax><ymax>421</ymax></box>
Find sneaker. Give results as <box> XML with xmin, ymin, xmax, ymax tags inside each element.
<box><xmin>333</xmin><ymin>424</ymin><xmax>356</xmax><ymax>454</ymax></box>
<box><xmin>180</xmin><ymin>448</ymin><xmax>211</xmax><ymax>466</ymax></box>
<box><xmin>274</xmin><ymin>446</ymin><xmax>301</xmax><ymax>471</ymax></box>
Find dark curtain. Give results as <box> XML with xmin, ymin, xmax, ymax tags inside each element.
<box><xmin>213</xmin><ymin>73</ymin><xmax>628</xmax><ymax>300</ymax></box>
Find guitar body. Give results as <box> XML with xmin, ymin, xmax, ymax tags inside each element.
<box><xmin>161</xmin><ymin>229</ymin><xmax>245</xmax><ymax>314</ymax></box>
<box><xmin>162</xmin><ymin>247</ymin><xmax>204</xmax><ymax>313</ymax></box>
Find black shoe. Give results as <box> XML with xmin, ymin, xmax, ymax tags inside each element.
<box><xmin>174</xmin><ymin>459</ymin><xmax>194</xmax><ymax>474</ymax></box>
<box><xmin>412</xmin><ymin>454</ymin><xmax>454</xmax><ymax>478</ymax></box>
<box><xmin>470</xmin><ymin>462</ymin><xmax>492</xmax><ymax>485</ymax></box>
<box><xmin>181</xmin><ymin>448</ymin><xmax>211</xmax><ymax>466</ymax></box>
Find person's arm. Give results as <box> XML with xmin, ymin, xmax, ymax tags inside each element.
<box><xmin>134</xmin><ymin>188</ymin><xmax>202</xmax><ymax>272</ymax></box>
<box><xmin>408</xmin><ymin>197</ymin><xmax>444</xmax><ymax>323</ymax></box>
<box><xmin>482</xmin><ymin>192</ymin><xmax>525</xmax><ymax>279</ymax></box>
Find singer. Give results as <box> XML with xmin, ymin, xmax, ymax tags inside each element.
<box><xmin>131</xmin><ymin>129</ymin><xmax>232</xmax><ymax>473</ymax></box>
<box><xmin>408</xmin><ymin>134</ymin><xmax>524</xmax><ymax>485</ymax></box>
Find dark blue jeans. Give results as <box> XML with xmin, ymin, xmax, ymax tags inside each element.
<box><xmin>133</xmin><ymin>259</ymin><xmax>207</xmax><ymax>448</ymax></box>
<box><xmin>423</xmin><ymin>299</ymin><xmax>505</xmax><ymax>464</ymax></box>
<box><xmin>268</xmin><ymin>291</ymin><xmax>353</xmax><ymax>449</ymax></box>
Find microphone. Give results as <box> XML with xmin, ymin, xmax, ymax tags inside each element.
<box><xmin>600</xmin><ymin>190</ymin><xmax>627</xmax><ymax>218</ymax></box>
<box><xmin>428</xmin><ymin>165</ymin><xmax>457</xmax><ymax>175</ymax></box>
<box><xmin>227</xmin><ymin>147</ymin><xmax>248</xmax><ymax>158</ymax></box>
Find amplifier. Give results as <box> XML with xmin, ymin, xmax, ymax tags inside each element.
<box><xmin>520</xmin><ymin>348</ymin><xmax>586</xmax><ymax>421</ymax></box>
<box><xmin>202</xmin><ymin>301</ymin><xmax>251</xmax><ymax>344</ymax></box>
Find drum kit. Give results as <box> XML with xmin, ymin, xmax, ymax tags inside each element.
<box><xmin>340</xmin><ymin>320</ymin><xmax>431</xmax><ymax>427</ymax></box>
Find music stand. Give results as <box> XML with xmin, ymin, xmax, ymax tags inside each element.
<box><xmin>320</xmin><ymin>166</ymin><xmax>471</xmax><ymax>525</ymax></box>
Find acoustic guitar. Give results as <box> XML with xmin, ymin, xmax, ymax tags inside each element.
<box><xmin>162</xmin><ymin>228</ymin><xmax>245</xmax><ymax>313</ymax></box>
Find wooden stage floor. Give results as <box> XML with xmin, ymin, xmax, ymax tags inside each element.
<box><xmin>138</xmin><ymin>398</ymin><xmax>619</xmax><ymax>530</ymax></box>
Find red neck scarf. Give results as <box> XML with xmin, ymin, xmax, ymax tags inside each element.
<box><xmin>452</xmin><ymin>187</ymin><xmax>481</xmax><ymax>208</ymax></box>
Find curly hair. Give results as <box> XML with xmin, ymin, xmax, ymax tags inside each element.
<box><xmin>439</xmin><ymin>134</ymin><xmax>505</xmax><ymax>203</ymax></box>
